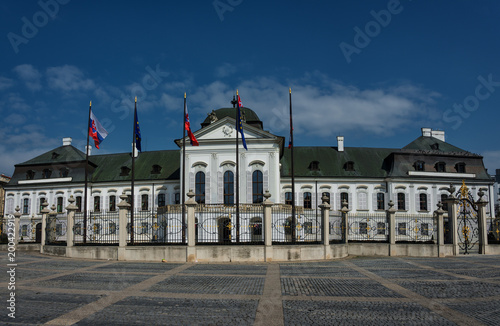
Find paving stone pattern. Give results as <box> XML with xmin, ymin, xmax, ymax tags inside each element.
<box><xmin>0</xmin><ymin>252</ymin><xmax>500</xmax><ymax>325</ymax></box>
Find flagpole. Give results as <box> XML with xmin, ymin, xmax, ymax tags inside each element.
<box><xmin>290</xmin><ymin>88</ymin><xmax>296</xmax><ymax>242</ymax></box>
<box><xmin>83</xmin><ymin>101</ymin><xmax>91</xmax><ymax>244</ymax></box>
<box><xmin>235</xmin><ymin>90</ymin><xmax>240</xmax><ymax>242</ymax></box>
<box><xmin>182</xmin><ymin>93</ymin><xmax>187</xmax><ymax>243</ymax></box>
<box><xmin>131</xmin><ymin>97</ymin><xmax>137</xmax><ymax>244</ymax></box>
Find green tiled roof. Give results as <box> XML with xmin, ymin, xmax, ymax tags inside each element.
<box><xmin>403</xmin><ymin>136</ymin><xmax>468</xmax><ymax>153</ymax></box>
<box><xmin>90</xmin><ymin>150</ymin><xmax>179</xmax><ymax>182</ymax></box>
<box><xmin>17</xmin><ymin>145</ymin><xmax>87</xmax><ymax>166</ymax></box>
<box><xmin>280</xmin><ymin>147</ymin><xmax>395</xmax><ymax>178</ymax></box>
<box><xmin>201</xmin><ymin>107</ymin><xmax>263</xmax><ymax>129</ymax></box>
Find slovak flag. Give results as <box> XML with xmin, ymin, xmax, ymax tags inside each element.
<box><xmin>185</xmin><ymin>103</ymin><xmax>199</xmax><ymax>146</ymax></box>
<box><xmin>89</xmin><ymin>110</ymin><xmax>108</xmax><ymax>149</ymax></box>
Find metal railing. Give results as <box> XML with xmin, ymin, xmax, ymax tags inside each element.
<box><xmin>348</xmin><ymin>213</ymin><xmax>388</xmax><ymax>242</ymax></box>
<box><xmin>271</xmin><ymin>205</ymin><xmax>322</xmax><ymax>244</ymax></box>
<box><xmin>329</xmin><ymin>211</ymin><xmax>344</xmax><ymax>243</ymax></box>
<box><xmin>129</xmin><ymin>206</ymin><xmax>186</xmax><ymax>245</ymax></box>
<box><xmin>46</xmin><ymin>214</ymin><xmax>67</xmax><ymax>245</ymax></box>
<box><xmin>74</xmin><ymin>211</ymin><xmax>119</xmax><ymax>245</ymax></box>
<box><xmin>395</xmin><ymin>214</ymin><xmax>436</xmax><ymax>243</ymax></box>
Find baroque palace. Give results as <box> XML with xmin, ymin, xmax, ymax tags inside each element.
<box><xmin>2</xmin><ymin>105</ymin><xmax>497</xmax><ymax>261</ymax></box>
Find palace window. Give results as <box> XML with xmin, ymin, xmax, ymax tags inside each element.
<box><xmin>94</xmin><ymin>196</ymin><xmax>101</xmax><ymax>212</ymax></box>
<box><xmin>39</xmin><ymin>197</ymin><xmax>46</xmax><ymax>213</ymax></box>
<box><xmin>76</xmin><ymin>196</ymin><xmax>82</xmax><ymax>212</ymax></box>
<box><xmin>195</xmin><ymin>171</ymin><xmax>206</xmax><ymax>204</ymax></box>
<box><xmin>377</xmin><ymin>193</ymin><xmax>385</xmax><ymax>210</ymax></box>
<box><xmin>285</xmin><ymin>192</ymin><xmax>293</xmax><ymax>205</ymax></box>
<box><xmin>414</xmin><ymin>161</ymin><xmax>425</xmax><ymax>171</ymax></box>
<box><xmin>252</xmin><ymin>170</ymin><xmax>264</xmax><ymax>204</ymax></box>
<box><xmin>120</xmin><ymin>166</ymin><xmax>131</xmax><ymax>176</ymax></box>
<box><xmin>224</xmin><ymin>171</ymin><xmax>234</xmax><ymax>205</ymax></box>
<box><xmin>340</xmin><ymin>192</ymin><xmax>349</xmax><ymax>207</ymax></box>
<box><xmin>158</xmin><ymin>193</ymin><xmax>166</xmax><ymax>207</ymax></box>
<box><xmin>23</xmin><ymin>198</ymin><xmax>29</xmax><ymax>215</ymax></box>
<box><xmin>441</xmin><ymin>194</ymin><xmax>448</xmax><ymax>211</ymax></box>
<box><xmin>308</xmin><ymin>161</ymin><xmax>320</xmax><ymax>171</ymax></box>
<box><xmin>419</xmin><ymin>193</ymin><xmax>428</xmax><ymax>211</ymax></box>
<box><xmin>455</xmin><ymin>162</ymin><xmax>466</xmax><ymax>173</ymax></box>
<box><xmin>344</xmin><ymin>161</ymin><xmax>355</xmax><ymax>171</ymax></box>
<box><xmin>303</xmin><ymin>192</ymin><xmax>312</xmax><ymax>209</ymax></box>
<box><xmin>357</xmin><ymin>192</ymin><xmax>368</xmax><ymax>210</ymax></box>
<box><xmin>109</xmin><ymin>195</ymin><xmax>116</xmax><ymax>211</ymax></box>
<box><xmin>42</xmin><ymin>169</ymin><xmax>52</xmax><ymax>179</ymax></box>
<box><xmin>57</xmin><ymin>197</ymin><xmax>64</xmax><ymax>213</ymax></box>
<box><xmin>59</xmin><ymin>168</ymin><xmax>69</xmax><ymax>178</ymax></box>
<box><xmin>26</xmin><ymin>170</ymin><xmax>35</xmax><ymax>180</ymax></box>
<box><xmin>151</xmin><ymin>164</ymin><xmax>162</xmax><ymax>174</ymax></box>
<box><xmin>435</xmin><ymin>162</ymin><xmax>446</xmax><ymax>172</ymax></box>
<box><xmin>175</xmin><ymin>193</ymin><xmax>180</xmax><ymax>205</ymax></box>
<box><xmin>397</xmin><ymin>193</ymin><xmax>406</xmax><ymax>211</ymax></box>
<box><xmin>141</xmin><ymin>194</ymin><xmax>149</xmax><ymax>211</ymax></box>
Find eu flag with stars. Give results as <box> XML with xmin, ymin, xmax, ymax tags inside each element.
<box><xmin>134</xmin><ymin>100</ymin><xmax>141</xmax><ymax>152</ymax></box>
<box><xmin>236</xmin><ymin>94</ymin><xmax>247</xmax><ymax>150</ymax></box>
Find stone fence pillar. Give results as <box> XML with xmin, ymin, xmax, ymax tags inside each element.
<box><xmin>65</xmin><ymin>196</ymin><xmax>78</xmax><ymax>248</ymax></box>
<box><xmin>263</xmin><ymin>190</ymin><xmax>273</xmax><ymax>262</ymax></box>
<box><xmin>387</xmin><ymin>200</ymin><xmax>396</xmax><ymax>256</ymax></box>
<box><xmin>40</xmin><ymin>201</ymin><xmax>49</xmax><ymax>253</ymax></box>
<box><xmin>476</xmin><ymin>188</ymin><xmax>489</xmax><ymax>254</ymax></box>
<box><xmin>117</xmin><ymin>192</ymin><xmax>130</xmax><ymax>248</ymax></box>
<box><xmin>340</xmin><ymin>199</ymin><xmax>349</xmax><ymax>244</ymax></box>
<box><xmin>434</xmin><ymin>202</ymin><xmax>446</xmax><ymax>257</ymax></box>
<box><xmin>319</xmin><ymin>194</ymin><xmax>331</xmax><ymax>259</ymax></box>
<box><xmin>13</xmin><ymin>207</ymin><xmax>21</xmax><ymax>246</ymax></box>
<box><xmin>186</xmin><ymin>190</ymin><xmax>197</xmax><ymax>262</ymax></box>
<box><xmin>445</xmin><ymin>184</ymin><xmax>459</xmax><ymax>256</ymax></box>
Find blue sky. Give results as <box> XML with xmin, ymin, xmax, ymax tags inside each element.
<box><xmin>1</xmin><ymin>0</ymin><xmax>500</xmax><ymax>176</ymax></box>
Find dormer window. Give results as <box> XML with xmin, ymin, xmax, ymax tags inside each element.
<box><xmin>455</xmin><ymin>162</ymin><xmax>466</xmax><ymax>173</ymax></box>
<box><xmin>151</xmin><ymin>164</ymin><xmax>162</xmax><ymax>174</ymax></box>
<box><xmin>26</xmin><ymin>170</ymin><xmax>35</xmax><ymax>180</ymax></box>
<box><xmin>344</xmin><ymin>161</ymin><xmax>355</xmax><ymax>172</ymax></box>
<box><xmin>120</xmin><ymin>166</ymin><xmax>131</xmax><ymax>176</ymax></box>
<box><xmin>59</xmin><ymin>168</ymin><xmax>69</xmax><ymax>178</ymax></box>
<box><xmin>414</xmin><ymin>161</ymin><xmax>425</xmax><ymax>171</ymax></box>
<box><xmin>431</xmin><ymin>143</ymin><xmax>440</xmax><ymax>151</ymax></box>
<box><xmin>435</xmin><ymin>162</ymin><xmax>446</xmax><ymax>172</ymax></box>
<box><xmin>42</xmin><ymin>169</ymin><xmax>52</xmax><ymax>179</ymax></box>
<box><xmin>51</xmin><ymin>152</ymin><xmax>60</xmax><ymax>160</ymax></box>
<box><xmin>308</xmin><ymin>161</ymin><xmax>320</xmax><ymax>171</ymax></box>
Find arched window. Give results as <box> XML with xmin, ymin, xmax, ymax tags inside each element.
<box><xmin>340</xmin><ymin>192</ymin><xmax>349</xmax><ymax>207</ymax></box>
<box><xmin>57</xmin><ymin>197</ymin><xmax>64</xmax><ymax>213</ymax></box>
<box><xmin>455</xmin><ymin>162</ymin><xmax>466</xmax><ymax>173</ymax></box>
<box><xmin>141</xmin><ymin>194</ymin><xmax>149</xmax><ymax>211</ymax></box>
<box><xmin>76</xmin><ymin>196</ymin><xmax>82</xmax><ymax>212</ymax></box>
<box><xmin>252</xmin><ymin>170</ymin><xmax>263</xmax><ymax>203</ymax></box>
<box><xmin>109</xmin><ymin>195</ymin><xmax>116</xmax><ymax>211</ymax></box>
<box><xmin>435</xmin><ymin>162</ymin><xmax>446</xmax><ymax>172</ymax></box>
<box><xmin>195</xmin><ymin>171</ymin><xmax>205</xmax><ymax>204</ymax></box>
<box><xmin>158</xmin><ymin>193</ymin><xmax>166</xmax><ymax>207</ymax></box>
<box><xmin>22</xmin><ymin>198</ymin><xmax>30</xmax><ymax>215</ymax></box>
<box><xmin>414</xmin><ymin>161</ymin><xmax>425</xmax><ymax>171</ymax></box>
<box><xmin>224</xmin><ymin>171</ymin><xmax>234</xmax><ymax>205</ymax></box>
<box><xmin>303</xmin><ymin>192</ymin><xmax>312</xmax><ymax>209</ymax></box>
<box><xmin>357</xmin><ymin>192</ymin><xmax>368</xmax><ymax>210</ymax></box>
<box><xmin>39</xmin><ymin>197</ymin><xmax>46</xmax><ymax>213</ymax></box>
<box><xmin>397</xmin><ymin>193</ymin><xmax>406</xmax><ymax>211</ymax></box>
<box><xmin>94</xmin><ymin>196</ymin><xmax>101</xmax><ymax>212</ymax></box>
<box><xmin>419</xmin><ymin>193</ymin><xmax>428</xmax><ymax>211</ymax></box>
<box><xmin>285</xmin><ymin>192</ymin><xmax>293</xmax><ymax>205</ymax></box>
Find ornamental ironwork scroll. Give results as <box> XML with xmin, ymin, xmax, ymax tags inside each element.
<box><xmin>456</xmin><ymin>181</ymin><xmax>479</xmax><ymax>254</ymax></box>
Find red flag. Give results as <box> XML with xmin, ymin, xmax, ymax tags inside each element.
<box><xmin>184</xmin><ymin>103</ymin><xmax>199</xmax><ymax>146</ymax></box>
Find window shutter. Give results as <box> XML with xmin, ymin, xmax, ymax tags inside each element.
<box><xmin>405</xmin><ymin>193</ymin><xmax>409</xmax><ymax>212</ymax></box>
<box><xmin>105</xmin><ymin>196</ymin><xmax>109</xmax><ymax>213</ymax></box>
<box><xmin>372</xmin><ymin>193</ymin><xmax>378</xmax><ymax>211</ymax></box>
<box><xmin>148</xmin><ymin>194</ymin><xmax>152</xmax><ymax>211</ymax></box>
<box><xmin>27</xmin><ymin>198</ymin><xmax>31</xmax><ymax>215</ymax></box>
<box><xmin>6</xmin><ymin>198</ymin><xmax>14</xmax><ymax>214</ymax></box>
<box><xmin>427</xmin><ymin>193</ymin><xmax>431</xmax><ymax>212</ymax></box>
<box><xmin>348</xmin><ymin>193</ymin><xmax>352</xmax><ymax>210</ymax></box>
<box><xmin>154</xmin><ymin>194</ymin><xmax>158</xmax><ymax>206</ymax></box>
<box><xmin>246</xmin><ymin>171</ymin><xmax>252</xmax><ymax>203</ymax></box>
<box><xmin>171</xmin><ymin>193</ymin><xmax>175</xmax><ymax>205</ymax></box>
<box><xmin>311</xmin><ymin>192</ymin><xmax>316</xmax><ymax>208</ymax></box>
<box><xmin>189</xmin><ymin>172</ymin><xmax>195</xmax><ymax>193</ymax></box>
<box><xmin>415</xmin><ymin>193</ymin><xmax>420</xmax><ymax>211</ymax></box>
<box><xmin>281</xmin><ymin>190</ymin><xmax>285</xmax><ymax>204</ymax></box>
<box><xmin>205</xmin><ymin>171</ymin><xmax>211</xmax><ymax>204</ymax></box>
<box><xmin>297</xmin><ymin>192</ymin><xmax>303</xmax><ymax>207</ymax></box>
<box><xmin>330</xmin><ymin>192</ymin><xmax>335</xmax><ymax>208</ymax></box>
<box><xmin>90</xmin><ymin>196</ymin><xmax>94</xmax><ymax>212</ymax></box>
<box><xmin>218</xmin><ymin>171</ymin><xmax>223</xmax><ymax>203</ymax></box>
<box><xmin>263</xmin><ymin>170</ymin><xmax>269</xmax><ymax>193</ymax></box>
<box><xmin>36</xmin><ymin>198</ymin><xmax>40</xmax><ymax>214</ymax></box>
<box><xmin>335</xmin><ymin>193</ymin><xmax>340</xmax><ymax>211</ymax></box>
<box><xmin>136</xmin><ymin>195</ymin><xmax>140</xmax><ymax>212</ymax></box>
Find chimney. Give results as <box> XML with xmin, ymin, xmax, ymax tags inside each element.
<box><xmin>421</xmin><ymin>128</ymin><xmax>432</xmax><ymax>137</ymax></box>
<box><xmin>431</xmin><ymin>130</ymin><xmax>445</xmax><ymax>142</ymax></box>
<box><xmin>337</xmin><ymin>136</ymin><xmax>344</xmax><ymax>152</ymax></box>
<box><xmin>85</xmin><ymin>145</ymin><xmax>92</xmax><ymax>156</ymax></box>
<box><xmin>62</xmin><ymin>137</ymin><xmax>72</xmax><ymax>146</ymax></box>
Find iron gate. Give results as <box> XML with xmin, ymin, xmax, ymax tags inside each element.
<box><xmin>457</xmin><ymin>182</ymin><xmax>479</xmax><ymax>254</ymax></box>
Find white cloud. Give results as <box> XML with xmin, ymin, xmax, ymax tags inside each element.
<box><xmin>46</xmin><ymin>65</ymin><xmax>95</xmax><ymax>92</ymax></box>
<box><xmin>12</xmin><ymin>64</ymin><xmax>42</xmax><ymax>91</ymax></box>
<box><xmin>215</xmin><ymin>63</ymin><xmax>237</xmax><ymax>78</ymax></box>
<box><xmin>0</xmin><ymin>76</ymin><xmax>14</xmax><ymax>91</ymax></box>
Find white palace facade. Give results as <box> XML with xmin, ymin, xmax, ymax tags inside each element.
<box><xmin>3</xmin><ymin>106</ymin><xmax>495</xmax><ymax>231</ymax></box>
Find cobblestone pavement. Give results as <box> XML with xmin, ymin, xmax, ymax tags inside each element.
<box><xmin>1</xmin><ymin>252</ymin><xmax>500</xmax><ymax>325</ymax></box>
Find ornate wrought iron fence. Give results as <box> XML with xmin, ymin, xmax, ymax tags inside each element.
<box><xmin>74</xmin><ymin>211</ymin><xmax>119</xmax><ymax>245</ymax></box>
<box><xmin>348</xmin><ymin>213</ymin><xmax>388</xmax><ymax>242</ymax></box>
<box><xmin>395</xmin><ymin>214</ymin><xmax>436</xmax><ymax>243</ymax></box>
<box><xmin>329</xmin><ymin>211</ymin><xmax>344</xmax><ymax>243</ymax></box>
<box><xmin>46</xmin><ymin>214</ymin><xmax>67</xmax><ymax>245</ymax></box>
<box><xmin>271</xmin><ymin>205</ymin><xmax>321</xmax><ymax>244</ymax></box>
<box><xmin>195</xmin><ymin>204</ymin><xmax>264</xmax><ymax>244</ymax></box>
<box><xmin>128</xmin><ymin>206</ymin><xmax>186</xmax><ymax>245</ymax></box>
<box><xmin>488</xmin><ymin>218</ymin><xmax>500</xmax><ymax>244</ymax></box>
<box><xmin>19</xmin><ymin>217</ymin><xmax>42</xmax><ymax>243</ymax></box>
